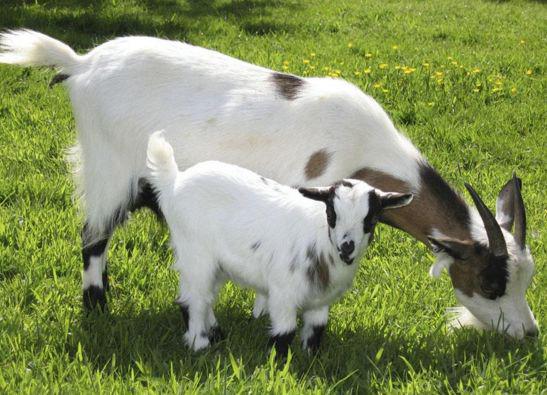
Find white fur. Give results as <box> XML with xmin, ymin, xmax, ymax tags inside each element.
<box><xmin>147</xmin><ymin>132</ymin><xmax>401</xmax><ymax>351</ymax></box>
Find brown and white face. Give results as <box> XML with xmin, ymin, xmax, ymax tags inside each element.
<box><xmin>429</xmin><ymin>175</ymin><xmax>538</xmax><ymax>339</ymax></box>
<box><xmin>299</xmin><ymin>180</ymin><xmax>413</xmax><ymax>264</ymax></box>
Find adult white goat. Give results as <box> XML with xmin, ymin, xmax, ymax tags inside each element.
<box><xmin>0</xmin><ymin>30</ymin><xmax>538</xmax><ymax>339</ymax></box>
<box><xmin>146</xmin><ymin>131</ymin><xmax>413</xmax><ymax>354</ymax></box>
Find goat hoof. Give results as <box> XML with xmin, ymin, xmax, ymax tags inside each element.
<box><xmin>209</xmin><ymin>326</ymin><xmax>225</xmax><ymax>343</ymax></box>
<box><xmin>83</xmin><ymin>286</ymin><xmax>108</xmax><ymax>312</ymax></box>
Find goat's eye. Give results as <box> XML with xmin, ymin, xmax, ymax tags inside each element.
<box><xmin>363</xmin><ymin>217</ymin><xmax>377</xmax><ymax>234</ymax></box>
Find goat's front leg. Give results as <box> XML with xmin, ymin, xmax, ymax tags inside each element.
<box><xmin>301</xmin><ymin>305</ymin><xmax>329</xmax><ymax>354</ymax></box>
<box><xmin>252</xmin><ymin>292</ymin><xmax>268</xmax><ymax>319</ymax></box>
<box><xmin>267</xmin><ymin>292</ymin><xmax>297</xmax><ymax>358</ymax></box>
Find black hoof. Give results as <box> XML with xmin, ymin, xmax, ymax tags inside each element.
<box><xmin>83</xmin><ymin>286</ymin><xmax>107</xmax><ymax>312</ymax></box>
<box><xmin>303</xmin><ymin>324</ymin><xmax>326</xmax><ymax>354</ymax></box>
<box><xmin>179</xmin><ymin>305</ymin><xmax>189</xmax><ymax>327</ymax></box>
<box><xmin>268</xmin><ymin>330</ymin><xmax>296</xmax><ymax>359</ymax></box>
<box><xmin>209</xmin><ymin>326</ymin><xmax>225</xmax><ymax>343</ymax></box>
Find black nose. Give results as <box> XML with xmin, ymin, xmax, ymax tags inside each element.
<box><xmin>340</xmin><ymin>241</ymin><xmax>355</xmax><ymax>256</ymax></box>
<box><xmin>525</xmin><ymin>328</ymin><xmax>539</xmax><ymax>338</ymax></box>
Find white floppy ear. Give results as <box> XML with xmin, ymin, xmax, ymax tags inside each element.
<box><xmin>429</xmin><ymin>253</ymin><xmax>453</xmax><ymax>279</ymax></box>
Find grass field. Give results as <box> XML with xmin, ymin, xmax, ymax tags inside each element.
<box><xmin>0</xmin><ymin>0</ymin><xmax>545</xmax><ymax>393</ymax></box>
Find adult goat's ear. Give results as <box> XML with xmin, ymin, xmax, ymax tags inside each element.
<box><xmin>427</xmin><ymin>236</ymin><xmax>474</xmax><ymax>260</ymax></box>
<box><xmin>298</xmin><ymin>186</ymin><xmax>333</xmax><ymax>203</ymax></box>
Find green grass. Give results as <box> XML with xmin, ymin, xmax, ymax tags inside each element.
<box><xmin>0</xmin><ymin>0</ymin><xmax>545</xmax><ymax>393</ymax></box>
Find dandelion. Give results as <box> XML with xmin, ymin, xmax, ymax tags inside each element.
<box><xmin>422</xmin><ymin>62</ymin><xmax>430</xmax><ymax>68</ymax></box>
<box><xmin>391</xmin><ymin>44</ymin><xmax>399</xmax><ymax>50</ymax></box>
<box><xmin>363</xmin><ymin>67</ymin><xmax>372</xmax><ymax>74</ymax></box>
<box><xmin>495</xmin><ymin>80</ymin><xmax>503</xmax><ymax>86</ymax></box>
<box><xmin>282</xmin><ymin>65</ymin><xmax>289</xmax><ymax>71</ymax></box>
<box><xmin>492</xmin><ymin>87</ymin><xmax>502</xmax><ymax>93</ymax></box>
<box><xmin>283</xmin><ymin>60</ymin><xmax>290</xmax><ymax>66</ymax></box>
<box><xmin>511</xmin><ymin>87</ymin><xmax>517</xmax><ymax>94</ymax></box>
<box><xmin>395</xmin><ymin>65</ymin><xmax>401</xmax><ymax>70</ymax></box>
<box><xmin>303</xmin><ymin>59</ymin><xmax>310</xmax><ymax>64</ymax></box>
<box><xmin>471</xmin><ymin>67</ymin><xmax>481</xmax><ymax>74</ymax></box>
<box><xmin>402</xmin><ymin>66</ymin><xmax>416</xmax><ymax>75</ymax></box>
<box><xmin>348</xmin><ymin>42</ymin><xmax>353</xmax><ymax>48</ymax></box>
<box><xmin>323</xmin><ymin>66</ymin><xmax>330</xmax><ymax>71</ymax></box>
<box><xmin>520</xmin><ymin>40</ymin><xmax>525</xmax><ymax>45</ymax></box>
<box><xmin>379</xmin><ymin>63</ymin><xmax>388</xmax><ymax>69</ymax></box>
<box><xmin>427</xmin><ymin>102</ymin><xmax>435</xmax><ymax>107</ymax></box>
<box><xmin>373</xmin><ymin>82</ymin><xmax>382</xmax><ymax>89</ymax></box>
<box><xmin>472</xmin><ymin>88</ymin><xmax>480</xmax><ymax>93</ymax></box>
<box><xmin>382</xmin><ymin>88</ymin><xmax>389</xmax><ymax>93</ymax></box>
<box><xmin>365</xmin><ymin>53</ymin><xmax>373</xmax><ymax>58</ymax></box>
<box><xmin>309</xmin><ymin>65</ymin><xmax>315</xmax><ymax>70</ymax></box>
<box><xmin>526</xmin><ymin>69</ymin><xmax>533</xmax><ymax>76</ymax></box>
<box><xmin>310</xmin><ymin>52</ymin><xmax>316</xmax><ymax>58</ymax></box>
<box><xmin>354</xmin><ymin>71</ymin><xmax>361</xmax><ymax>76</ymax></box>
<box><xmin>451</xmin><ymin>61</ymin><xmax>458</xmax><ymax>66</ymax></box>
<box><xmin>434</xmin><ymin>71</ymin><xmax>444</xmax><ymax>78</ymax></box>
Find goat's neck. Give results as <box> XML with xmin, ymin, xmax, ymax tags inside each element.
<box><xmin>351</xmin><ymin>162</ymin><xmax>471</xmax><ymax>245</ymax></box>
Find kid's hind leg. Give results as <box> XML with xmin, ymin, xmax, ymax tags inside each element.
<box><xmin>176</xmin><ymin>253</ymin><xmax>217</xmax><ymax>351</ymax></box>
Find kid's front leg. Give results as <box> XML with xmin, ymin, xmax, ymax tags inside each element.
<box><xmin>301</xmin><ymin>305</ymin><xmax>329</xmax><ymax>354</ymax></box>
<box><xmin>267</xmin><ymin>293</ymin><xmax>297</xmax><ymax>358</ymax></box>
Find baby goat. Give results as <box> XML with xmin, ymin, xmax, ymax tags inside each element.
<box><xmin>147</xmin><ymin>132</ymin><xmax>412</xmax><ymax>355</ymax></box>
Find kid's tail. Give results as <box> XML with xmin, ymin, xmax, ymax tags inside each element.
<box><xmin>0</xmin><ymin>29</ymin><xmax>82</xmax><ymax>75</ymax></box>
<box><xmin>147</xmin><ymin>131</ymin><xmax>179</xmax><ymax>189</ymax></box>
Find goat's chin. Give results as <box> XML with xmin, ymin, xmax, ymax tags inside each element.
<box><xmin>446</xmin><ymin>306</ymin><xmax>488</xmax><ymax>331</ymax></box>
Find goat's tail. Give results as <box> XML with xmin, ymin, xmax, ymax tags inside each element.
<box><xmin>147</xmin><ymin>131</ymin><xmax>179</xmax><ymax>190</ymax></box>
<box><xmin>0</xmin><ymin>29</ymin><xmax>82</xmax><ymax>74</ymax></box>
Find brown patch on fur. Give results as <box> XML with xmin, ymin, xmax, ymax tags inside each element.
<box><xmin>305</xmin><ymin>149</ymin><xmax>331</xmax><ymax>180</ymax></box>
<box><xmin>350</xmin><ymin>166</ymin><xmax>471</xmax><ymax>243</ymax></box>
<box><xmin>271</xmin><ymin>72</ymin><xmax>305</xmax><ymax>100</ymax></box>
<box><xmin>307</xmin><ymin>252</ymin><xmax>330</xmax><ymax>290</ymax></box>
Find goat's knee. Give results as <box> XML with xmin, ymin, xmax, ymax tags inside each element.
<box><xmin>82</xmin><ymin>228</ymin><xmax>111</xmax><ymax>311</ymax></box>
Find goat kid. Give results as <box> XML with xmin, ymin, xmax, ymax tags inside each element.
<box><xmin>147</xmin><ymin>132</ymin><xmax>412</xmax><ymax>355</ymax></box>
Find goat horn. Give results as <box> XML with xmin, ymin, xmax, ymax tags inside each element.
<box><xmin>512</xmin><ymin>173</ymin><xmax>526</xmax><ymax>250</ymax></box>
<box><xmin>465</xmin><ymin>183</ymin><xmax>508</xmax><ymax>257</ymax></box>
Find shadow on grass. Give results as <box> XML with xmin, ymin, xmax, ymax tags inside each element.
<box><xmin>0</xmin><ymin>0</ymin><xmax>300</xmax><ymax>50</ymax></box>
<box><xmin>72</xmin><ymin>303</ymin><xmax>543</xmax><ymax>389</ymax></box>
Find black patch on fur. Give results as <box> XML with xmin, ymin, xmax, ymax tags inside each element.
<box><xmin>419</xmin><ymin>162</ymin><xmax>470</xmax><ymax>228</ymax></box>
<box><xmin>268</xmin><ymin>330</ymin><xmax>296</xmax><ymax>357</ymax></box>
<box><xmin>251</xmin><ymin>241</ymin><xmax>261</xmax><ymax>251</ymax></box>
<box><xmin>102</xmin><ymin>266</ymin><xmax>109</xmax><ymax>291</ymax></box>
<box><xmin>132</xmin><ymin>178</ymin><xmax>163</xmax><ymax>219</ymax></box>
<box><xmin>82</xmin><ymin>236</ymin><xmax>108</xmax><ymax>271</ymax></box>
<box><xmin>180</xmin><ymin>304</ymin><xmax>189</xmax><ymax>327</ymax></box>
<box><xmin>209</xmin><ymin>325</ymin><xmax>225</xmax><ymax>343</ymax></box>
<box><xmin>83</xmin><ymin>286</ymin><xmax>107</xmax><ymax>311</ymax></box>
<box><xmin>305</xmin><ymin>324</ymin><xmax>326</xmax><ymax>353</ymax></box>
<box><xmin>363</xmin><ymin>192</ymin><xmax>381</xmax><ymax>235</ymax></box>
<box><xmin>476</xmin><ymin>244</ymin><xmax>509</xmax><ymax>299</ymax></box>
<box><xmin>271</xmin><ymin>72</ymin><xmax>305</xmax><ymax>100</ymax></box>
<box><xmin>49</xmin><ymin>73</ymin><xmax>69</xmax><ymax>88</ymax></box>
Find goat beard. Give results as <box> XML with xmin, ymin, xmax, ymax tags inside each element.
<box><xmin>445</xmin><ymin>306</ymin><xmax>488</xmax><ymax>331</ymax></box>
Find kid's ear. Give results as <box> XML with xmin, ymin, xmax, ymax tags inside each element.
<box><xmin>378</xmin><ymin>192</ymin><xmax>414</xmax><ymax>210</ymax></box>
<box><xmin>298</xmin><ymin>186</ymin><xmax>334</xmax><ymax>203</ymax></box>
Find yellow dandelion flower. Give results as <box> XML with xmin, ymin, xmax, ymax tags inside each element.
<box><xmin>519</xmin><ymin>40</ymin><xmax>525</xmax><ymax>45</ymax></box>
<box><xmin>492</xmin><ymin>87</ymin><xmax>502</xmax><ymax>93</ymax></box>
<box><xmin>526</xmin><ymin>69</ymin><xmax>533</xmax><ymax>75</ymax></box>
<box><xmin>391</xmin><ymin>44</ymin><xmax>399</xmax><ymax>50</ymax></box>
<box><xmin>511</xmin><ymin>87</ymin><xmax>517</xmax><ymax>94</ymax></box>
<box><xmin>422</xmin><ymin>62</ymin><xmax>430</xmax><ymax>68</ymax></box>
<box><xmin>364</xmin><ymin>67</ymin><xmax>372</xmax><ymax>74</ymax></box>
<box><xmin>309</xmin><ymin>65</ymin><xmax>315</xmax><ymax>70</ymax></box>
<box><xmin>354</xmin><ymin>71</ymin><xmax>361</xmax><ymax>76</ymax></box>
<box><xmin>365</xmin><ymin>53</ymin><xmax>373</xmax><ymax>58</ymax></box>
<box><xmin>379</xmin><ymin>63</ymin><xmax>388</xmax><ymax>69</ymax></box>
<box><xmin>427</xmin><ymin>102</ymin><xmax>435</xmax><ymax>107</ymax></box>
<box><xmin>373</xmin><ymin>82</ymin><xmax>382</xmax><ymax>89</ymax></box>
<box><xmin>451</xmin><ymin>61</ymin><xmax>458</xmax><ymax>66</ymax></box>
<box><xmin>472</xmin><ymin>67</ymin><xmax>481</xmax><ymax>74</ymax></box>
<box><xmin>334</xmin><ymin>69</ymin><xmax>341</xmax><ymax>74</ymax></box>
<box><xmin>447</xmin><ymin>56</ymin><xmax>453</xmax><ymax>60</ymax></box>
<box><xmin>282</xmin><ymin>65</ymin><xmax>289</xmax><ymax>71</ymax></box>
<box><xmin>395</xmin><ymin>65</ymin><xmax>401</xmax><ymax>70</ymax></box>
<box><xmin>473</xmin><ymin>88</ymin><xmax>480</xmax><ymax>93</ymax></box>
<box><xmin>310</xmin><ymin>52</ymin><xmax>316</xmax><ymax>58</ymax></box>
<box><xmin>382</xmin><ymin>88</ymin><xmax>389</xmax><ymax>93</ymax></box>
<box><xmin>303</xmin><ymin>59</ymin><xmax>310</xmax><ymax>64</ymax></box>
<box><xmin>434</xmin><ymin>71</ymin><xmax>444</xmax><ymax>78</ymax></box>
<box><xmin>495</xmin><ymin>80</ymin><xmax>503</xmax><ymax>86</ymax></box>
<box><xmin>283</xmin><ymin>60</ymin><xmax>290</xmax><ymax>66</ymax></box>
<box><xmin>348</xmin><ymin>42</ymin><xmax>353</xmax><ymax>48</ymax></box>
<box><xmin>403</xmin><ymin>67</ymin><xmax>416</xmax><ymax>75</ymax></box>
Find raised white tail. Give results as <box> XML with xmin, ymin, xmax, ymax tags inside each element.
<box><xmin>146</xmin><ymin>131</ymin><xmax>179</xmax><ymax>189</ymax></box>
<box><xmin>0</xmin><ymin>29</ymin><xmax>82</xmax><ymax>74</ymax></box>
